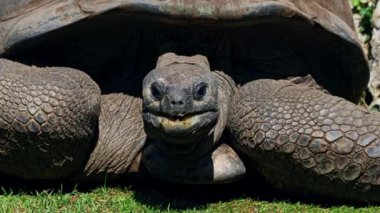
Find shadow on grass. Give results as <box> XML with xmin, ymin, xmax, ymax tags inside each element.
<box><xmin>128</xmin><ymin>171</ymin><xmax>375</xmax><ymax>210</ymax></box>
<box><xmin>0</xmin><ymin>171</ymin><xmax>375</xmax><ymax>211</ymax></box>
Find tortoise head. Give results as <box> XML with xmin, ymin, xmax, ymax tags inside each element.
<box><xmin>142</xmin><ymin>53</ymin><xmax>220</xmax><ymax>151</ymax></box>
<box><xmin>141</xmin><ymin>53</ymin><xmax>245</xmax><ymax>184</ymax></box>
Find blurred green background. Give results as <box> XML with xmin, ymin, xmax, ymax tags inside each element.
<box><xmin>351</xmin><ymin>0</ymin><xmax>377</xmax><ymax>42</ymax></box>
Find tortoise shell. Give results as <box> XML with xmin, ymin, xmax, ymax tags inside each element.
<box><xmin>0</xmin><ymin>0</ymin><xmax>368</xmax><ymax>102</ymax></box>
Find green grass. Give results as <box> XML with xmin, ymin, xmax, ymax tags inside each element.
<box><xmin>0</xmin><ymin>177</ymin><xmax>379</xmax><ymax>212</ymax></box>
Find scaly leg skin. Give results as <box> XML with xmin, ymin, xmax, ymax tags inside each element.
<box><xmin>0</xmin><ymin>59</ymin><xmax>100</xmax><ymax>179</ymax></box>
<box><xmin>229</xmin><ymin>78</ymin><xmax>380</xmax><ymax>202</ymax></box>
<box><xmin>0</xmin><ymin>59</ymin><xmax>147</xmax><ymax>181</ymax></box>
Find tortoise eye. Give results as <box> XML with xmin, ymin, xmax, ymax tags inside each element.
<box><xmin>151</xmin><ymin>82</ymin><xmax>164</xmax><ymax>100</ymax></box>
<box><xmin>194</xmin><ymin>83</ymin><xmax>208</xmax><ymax>100</ymax></box>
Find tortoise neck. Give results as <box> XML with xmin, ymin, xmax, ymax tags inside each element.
<box><xmin>75</xmin><ymin>94</ymin><xmax>146</xmax><ymax>181</ymax></box>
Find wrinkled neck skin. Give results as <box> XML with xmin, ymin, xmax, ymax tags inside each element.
<box><xmin>142</xmin><ymin>70</ymin><xmax>246</xmax><ymax>184</ymax></box>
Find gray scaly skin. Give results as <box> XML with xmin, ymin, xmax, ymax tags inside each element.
<box><xmin>0</xmin><ymin>59</ymin><xmax>100</xmax><ymax>179</ymax></box>
<box><xmin>0</xmin><ymin>59</ymin><xmax>146</xmax><ymax>180</ymax></box>
<box><xmin>228</xmin><ymin>78</ymin><xmax>380</xmax><ymax>202</ymax></box>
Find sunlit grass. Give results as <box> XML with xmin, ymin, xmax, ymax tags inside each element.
<box><xmin>0</xmin><ymin>176</ymin><xmax>378</xmax><ymax>212</ymax></box>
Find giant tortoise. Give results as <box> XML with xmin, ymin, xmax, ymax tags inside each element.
<box><xmin>0</xmin><ymin>0</ymin><xmax>377</xmax><ymax>202</ymax></box>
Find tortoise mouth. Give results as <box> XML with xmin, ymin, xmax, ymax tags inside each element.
<box><xmin>143</xmin><ymin>110</ymin><xmax>219</xmax><ymax>144</ymax></box>
<box><xmin>0</xmin><ymin>10</ymin><xmax>363</xmax><ymax>101</ymax></box>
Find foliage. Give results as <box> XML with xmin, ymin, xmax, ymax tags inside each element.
<box><xmin>351</xmin><ymin>0</ymin><xmax>378</xmax><ymax>42</ymax></box>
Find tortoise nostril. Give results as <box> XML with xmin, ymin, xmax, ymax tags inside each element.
<box><xmin>171</xmin><ymin>100</ymin><xmax>184</xmax><ymax>106</ymax></box>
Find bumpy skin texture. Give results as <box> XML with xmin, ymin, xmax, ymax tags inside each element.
<box><xmin>229</xmin><ymin>79</ymin><xmax>380</xmax><ymax>202</ymax></box>
<box><xmin>0</xmin><ymin>59</ymin><xmax>100</xmax><ymax>179</ymax></box>
<box><xmin>79</xmin><ymin>94</ymin><xmax>146</xmax><ymax>180</ymax></box>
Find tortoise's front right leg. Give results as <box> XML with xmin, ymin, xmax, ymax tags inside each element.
<box><xmin>0</xmin><ymin>59</ymin><xmax>147</xmax><ymax>181</ymax></box>
<box><xmin>228</xmin><ymin>78</ymin><xmax>380</xmax><ymax>202</ymax></box>
<box><xmin>0</xmin><ymin>59</ymin><xmax>100</xmax><ymax>179</ymax></box>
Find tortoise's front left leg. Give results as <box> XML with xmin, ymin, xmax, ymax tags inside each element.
<box><xmin>228</xmin><ymin>78</ymin><xmax>380</xmax><ymax>202</ymax></box>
